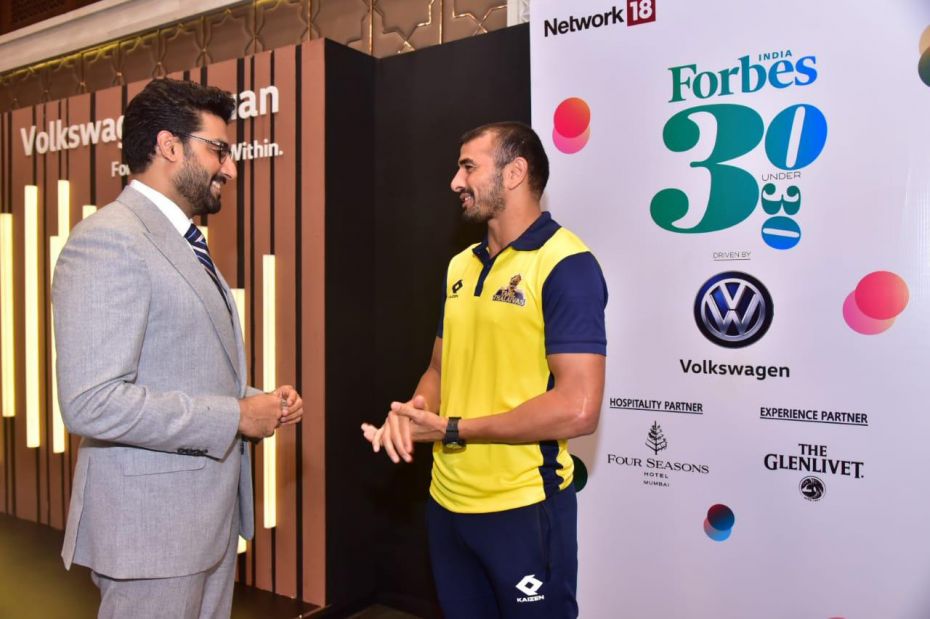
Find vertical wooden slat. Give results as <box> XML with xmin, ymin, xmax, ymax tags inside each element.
<box><xmin>60</xmin><ymin>93</ymin><xmax>92</xmax><ymax>527</ymax></box>
<box><xmin>93</xmin><ymin>86</ymin><xmax>124</xmax><ymax>209</ymax></box>
<box><xmin>205</xmin><ymin>59</ymin><xmax>239</xmax><ymax>288</ymax></box>
<box><xmin>203</xmin><ymin>57</ymin><xmax>248</xmax><ymax>585</ymax></box>
<box><xmin>250</xmin><ymin>49</ymin><xmax>273</xmax><ymax>595</ymax></box>
<box><xmin>272</xmin><ymin>47</ymin><xmax>298</xmax><ymax>600</ymax></box>
<box><xmin>300</xmin><ymin>39</ymin><xmax>326</xmax><ymax>607</ymax></box>
<box><xmin>0</xmin><ymin>110</ymin><xmax>8</xmax><ymax>516</ymax></box>
<box><xmin>240</xmin><ymin>54</ymin><xmax>256</xmax><ymax>589</ymax></box>
<box><xmin>12</xmin><ymin>106</ymin><xmax>37</xmax><ymax>522</ymax></box>
<box><xmin>41</xmin><ymin>100</ymin><xmax>59</xmax><ymax>529</ymax></box>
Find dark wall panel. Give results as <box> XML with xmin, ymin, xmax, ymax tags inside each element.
<box><xmin>370</xmin><ymin>23</ymin><xmax>531</xmax><ymax>617</ymax></box>
<box><xmin>322</xmin><ymin>39</ymin><xmax>378</xmax><ymax>613</ymax></box>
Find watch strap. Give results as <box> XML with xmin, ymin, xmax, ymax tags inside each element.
<box><xmin>443</xmin><ymin>416</ymin><xmax>465</xmax><ymax>447</ymax></box>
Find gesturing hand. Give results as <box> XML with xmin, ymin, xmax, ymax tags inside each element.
<box><xmin>361</xmin><ymin>395</ymin><xmax>439</xmax><ymax>464</ymax></box>
<box><xmin>389</xmin><ymin>398</ymin><xmax>446</xmax><ymax>443</ymax></box>
<box><xmin>274</xmin><ymin>385</ymin><xmax>303</xmax><ymax>426</ymax></box>
<box><xmin>238</xmin><ymin>393</ymin><xmax>283</xmax><ymax>439</ymax></box>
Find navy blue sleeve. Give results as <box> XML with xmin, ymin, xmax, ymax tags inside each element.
<box><xmin>542</xmin><ymin>252</ymin><xmax>608</xmax><ymax>355</ymax></box>
<box><xmin>436</xmin><ymin>270</ymin><xmax>447</xmax><ymax>338</ymax></box>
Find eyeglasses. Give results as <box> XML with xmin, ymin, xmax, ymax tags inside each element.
<box><xmin>176</xmin><ymin>133</ymin><xmax>232</xmax><ymax>164</ymax></box>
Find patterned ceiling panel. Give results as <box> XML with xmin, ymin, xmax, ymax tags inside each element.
<box><xmin>315</xmin><ymin>0</ymin><xmax>371</xmax><ymax>55</ymax></box>
<box><xmin>372</xmin><ymin>0</ymin><xmax>438</xmax><ymax>56</ymax></box>
<box><xmin>6</xmin><ymin>66</ymin><xmax>46</xmax><ymax>111</ymax></box>
<box><xmin>161</xmin><ymin>21</ymin><xmax>206</xmax><ymax>77</ymax></box>
<box><xmin>0</xmin><ymin>0</ymin><xmax>508</xmax><ymax>112</ymax></box>
<box><xmin>119</xmin><ymin>32</ymin><xmax>160</xmax><ymax>83</ymax></box>
<box><xmin>80</xmin><ymin>44</ymin><xmax>120</xmax><ymax>94</ymax></box>
<box><xmin>204</xmin><ymin>5</ymin><xmax>256</xmax><ymax>65</ymax></box>
<box><xmin>444</xmin><ymin>0</ymin><xmax>507</xmax><ymax>41</ymax></box>
<box><xmin>45</xmin><ymin>55</ymin><xmax>82</xmax><ymax>103</ymax></box>
<box><xmin>255</xmin><ymin>0</ymin><xmax>309</xmax><ymax>53</ymax></box>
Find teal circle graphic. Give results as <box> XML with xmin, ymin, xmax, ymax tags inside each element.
<box><xmin>919</xmin><ymin>48</ymin><xmax>930</xmax><ymax>87</ymax></box>
<box><xmin>704</xmin><ymin>503</ymin><xmax>735</xmax><ymax>542</ymax></box>
<box><xmin>761</xmin><ymin>215</ymin><xmax>801</xmax><ymax>250</ymax></box>
<box><xmin>571</xmin><ymin>455</ymin><xmax>588</xmax><ymax>492</ymax></box>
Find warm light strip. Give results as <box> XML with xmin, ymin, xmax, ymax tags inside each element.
<box><xmin>231</xmin><ymin>288</ymin><xmax>245</xmax><ymax>342</ymax></box>
<box><xmin>198</xmin><ymin>225</ymin><xmax>208</xmax><ymax>243</ymax></box>
<box><xmin>82</xmin><ymin>205</ymin><xmax>96</xmax><ymax>219</ymax></box>
<box><xmin>262</xmin><ymin>255</ymin><xmax>276</xmax><ymax>529</ymax></box>
<box><xmin>232</xmin><ymin>286</ymin><xmax>247</xmax><ymax>553</ymax></box>
<box><xmin>0</xmin><ymin>213</ymin><xmax>14</xmax><ymax>418</ymax></box>
<box><xmin>49</xmin><ymin>236</ymin><xmax>66</xmax><ymax>453</ymax></box>
<box><xmin>57</xmin><ymin>180</ymin><xmax>70</xmax><ymax>237</ymax></box>
<box><xmin>25</xmin><ymin>186</ymin><xmax>40</xmax><ymax>447</ymax></box>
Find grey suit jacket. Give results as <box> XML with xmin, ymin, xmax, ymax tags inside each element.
<box><xmin>53</xmin><ymin>186</ymin><xmax>256</xmax><ymax>579</ymax></box>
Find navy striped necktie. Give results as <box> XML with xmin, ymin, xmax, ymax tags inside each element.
<box><xmin>184</xmin><ymin>223</ymin><xmax>231</xmax><ymax>315</ymax></box>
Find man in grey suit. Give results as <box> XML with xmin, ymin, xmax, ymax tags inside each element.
<box><xmin>52</xmin><ymin>78</ymin><xmax>302</xmax><ymax>618</ymax></box>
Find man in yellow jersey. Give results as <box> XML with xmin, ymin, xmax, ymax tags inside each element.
<box><xmin>362</xmin><ymin>122</ymin><xmax>607</xmax><ymax>619</ymax></box>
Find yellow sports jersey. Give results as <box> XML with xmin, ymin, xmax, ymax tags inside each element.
<box><xmin>431</xmin><ymin>212</ymin><xmax>607</xmax><ymax>513</ymax></box>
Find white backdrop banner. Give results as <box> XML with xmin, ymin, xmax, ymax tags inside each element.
<box><xmin>531</xmin><ymin>1</ymin><xmax>930</xmax><ymax>617</ymax></box>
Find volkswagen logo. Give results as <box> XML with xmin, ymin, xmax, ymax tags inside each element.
<box><xmin>694</xmin><ymin>272</ymin><xmax>773</xmax><ymax>348</ymax></box>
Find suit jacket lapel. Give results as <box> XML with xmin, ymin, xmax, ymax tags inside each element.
<box><xmin>215</xmin><ymin>268</ymin><xmax>250</xmax><ymax>390</ymax></box>
<box><xmin>116</xmin><ymin>187</ymin><xmax>242</xmax><ymax>384</ymax></box>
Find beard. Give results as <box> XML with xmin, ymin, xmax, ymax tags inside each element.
<box><xmin>461</xmin><ymin>170</ymin><xmax>505</xmax><ymax>223</ymax></box>
<box><xmin>174</xmin><ymin>155</ymin><xmax>224</xmax><ymax>216</ymax></box>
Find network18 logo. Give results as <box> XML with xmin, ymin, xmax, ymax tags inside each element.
<box><xmin>650</xmin><ymin>50</ymin><xmax>827</xmax><ymax>251</ymax></box>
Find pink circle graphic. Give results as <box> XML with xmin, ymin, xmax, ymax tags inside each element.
<box><xmin>552</xmin><ymin>126</ymin><xmax>590</xmax><ymax>154</ymax></box>
<box><xmin>843</xmin><ymin>292</ymin><xmax>895</xmax><ymax>335</ymax></box>
<box><xmin>854</xmin><ymin>271</ymin><xmax>909</xmax><ymax>320</ymax></box>
<box><xmin>553</xmin><ymin>97</ymin><xmax>590</xmax><ymax>138</ymax></box>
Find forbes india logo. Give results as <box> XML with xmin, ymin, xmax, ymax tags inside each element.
<box><xmin>694</xmin><ymin>272</ymin><xmax>773</xmax><ymax>348</ymax></box>
<box><xmin>651</xmin><ymin>50</ymin><xmax>827</xmax><ymax>251</ymax></box>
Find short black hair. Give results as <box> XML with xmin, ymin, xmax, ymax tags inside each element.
<box><xmin>460</xmin><ymin>122</ymin><xmax>550</xmax><ymax>198</ymax></box>
<box><xmin>122</xmin><ymin>78</ymin><xmax>235</xmax><ymax>173</ymax></box>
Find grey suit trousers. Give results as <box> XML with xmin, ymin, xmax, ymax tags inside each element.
<box><xmin>92</xmin><ymin>509</ymin><xmax>240</xmax><ymax>619</ymax></box>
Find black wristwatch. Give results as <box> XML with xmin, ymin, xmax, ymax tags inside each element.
<box><xmin>442</xmin><ymin>417</ymin><xmax>466</xmax><ymax>448</ymax></box>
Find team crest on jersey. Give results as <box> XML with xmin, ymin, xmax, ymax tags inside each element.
<box><xmin>492</xmin><ymin>274</ymin><xmax>526</xmax><ymax>307</ymax></box>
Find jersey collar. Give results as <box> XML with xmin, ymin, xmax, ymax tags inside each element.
<box><xmin>472</xmin><ymin>211</ymin><xmax>561</xmax><ymax>262</ymax></box>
